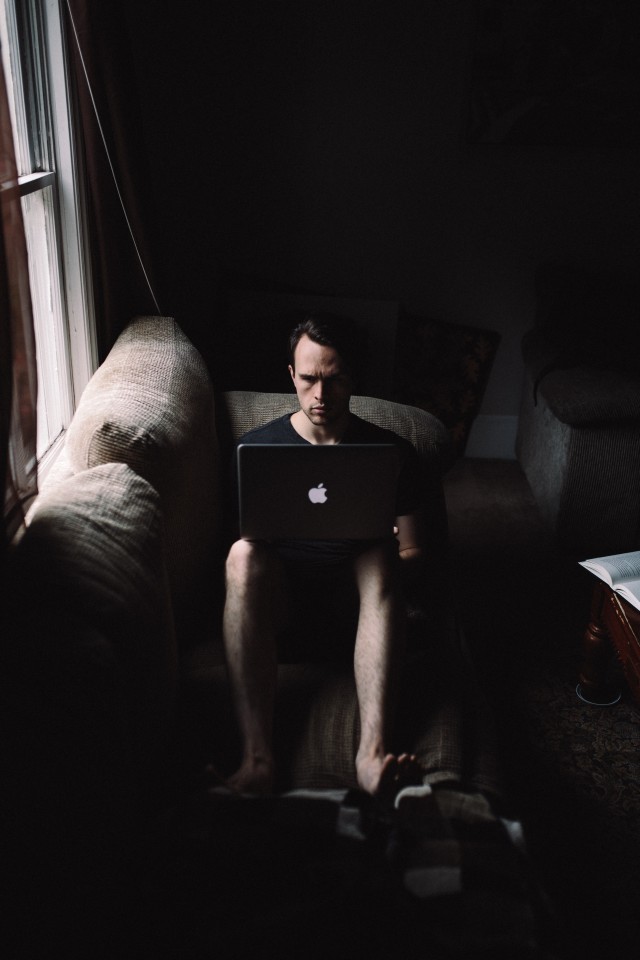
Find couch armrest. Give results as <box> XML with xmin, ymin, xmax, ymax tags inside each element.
<box><xmin>63</xmin><ymin>316</ymin><xmax>221</xmax><ymax>612</ymax></box>
<box><xmin>522</xmin><ymin>329</ymin><xmax>640</xmax><ymax>426</ymax></box>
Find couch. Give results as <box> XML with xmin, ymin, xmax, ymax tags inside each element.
<box><xmin>516</xmin><ymin>261</ymin><xmax>640</xmax><ymax>557</ymax></box>
<box><xmin>3</xmin><ymin>316</ymin><xmax>540</xmax><ymax>957</ymax></box>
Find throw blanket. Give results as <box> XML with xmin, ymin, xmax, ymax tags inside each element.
<box><xmin>137</xmin><ymin>785</ymin><xmax>543</xmax><ymax>959</ymax></box>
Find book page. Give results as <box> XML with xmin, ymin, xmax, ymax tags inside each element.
<box><xmin>580</xmin><ymin>550</ymin><xmax>640</xmax><ymax>586</ymax></box>
<box><xmin>615</xmin><ymin>579</ymin><xmax>640</xmax><ymax>613</ymax></box>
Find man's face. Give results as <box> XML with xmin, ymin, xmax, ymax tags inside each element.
<box><xmin>289</xmin><ymin>334</ymin><xmax>353</xmax><ymax>428</ymax></box>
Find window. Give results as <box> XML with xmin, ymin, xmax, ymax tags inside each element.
<box><xmin>1</xmin><ymin>0</ymin><xmax>95</xmax><ymax>474</ymax></box>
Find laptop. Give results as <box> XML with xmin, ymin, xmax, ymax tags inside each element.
<box><xmin>237</xmin><ymin>443</ymin><xmax>399</xmax><ymax>540</ymax></box>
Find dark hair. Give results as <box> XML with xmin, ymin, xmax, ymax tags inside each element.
<box><xmin>288</xmin><ymin>313</ymin><xmax>365</xmax><ymax>384</ymax></box>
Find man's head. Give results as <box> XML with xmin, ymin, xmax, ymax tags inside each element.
<box><xmin>288</xmin><ymin>314</ymin><xmax>363</xmax><ymax>383</ymax></box>
<box><xmin>288</xmin><ymin>314</ymin><xmax>363</xmax><ymax>434</ymax></box>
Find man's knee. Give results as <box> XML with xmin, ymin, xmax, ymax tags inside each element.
<box><xmin>225</xmin><ymin>539</ymin><xmax>290</xmax><ymax>631</ymax></box>
<box><xmin>354</xmin><ymin>540</ymin><xmax>402</xmax><ymax>604</ymax></box>
<box><xmin>225</xmin><ymin>539</ymin><xmax>274</xmax><ymax>587</ymax></box>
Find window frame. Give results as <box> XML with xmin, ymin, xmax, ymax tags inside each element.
<box><xmin>2</xmin><ymin>0</ymin><xmax>96</xmax><ymax>477</ymax></box>
<box><xmin>42</xmin><ymin>0</ymin><xmax>96</xmax><ymax>406</ymax></box>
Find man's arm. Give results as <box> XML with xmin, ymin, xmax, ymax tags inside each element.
<box><xmin>395</xmin><ymin>509</ymin><xmax>429</xmax><ymax>615</ymax></box>
<box><xmin>395</xmin><ymin>509</ymin><xmax>424</xmax><ymax>562</ymax></box>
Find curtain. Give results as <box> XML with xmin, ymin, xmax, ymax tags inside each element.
<box><xmin>65</xmin><ymin>0</ymin><xmax>160</xmax><ymax>361</ymax></box>
<box><xmin>1</xmin><ymin>57</ymin><xmax>38</xmax><ymax>553</ymax></box>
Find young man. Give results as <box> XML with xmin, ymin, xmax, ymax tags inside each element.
<box><xmin>223</xmin><ymin>315</ymin><xmax>425</xmax><ymax>798</ymax></box>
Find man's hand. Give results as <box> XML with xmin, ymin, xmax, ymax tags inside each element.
<box><xmin>395</xmin><ymin>511</ymin><xmax>424</xmax><ymax>563</ymax></box>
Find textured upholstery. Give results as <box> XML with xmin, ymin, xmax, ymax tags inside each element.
<box><xmin>517</xmin><ymin>262</ymin><xmax>640</xmax><ymax>556</ymax></box>
<box><xmin>284</xmin><ymin>633</ymin><xmax>501</xmax><ymax>795</ymax></box>
<box><xmin>11</xmin><ymin>316</ymin><xmax>500</xmax><ymax>813</ymax></box>
<box><xmin>518</xmin><ymin>369</ymin><xmax>640</xmax><ymax>555</ymax></box>
<box><xmin>179</xmin><ymin>637</ymin><xmax>501</xmax><ymax>797</ymax></box>
<box><xmin>64</xmin><ymin>315</ymin><xmax>220</xmax><ymax>607</ymax></box>
<box><xmin>522</xmin><ymin>329</ymin><xmax>640</xmax><ymax>426</ymax></box>
<box><xmin>2</xmin><ymin>314</ymin><xmax>527</xmax><ymax>956</ymax></box>
<box><xmin>5</xmin><ymin>463</ymin><xmax>176</xmax><ymax>820</ymax></box>
<box><xmin>222</xmin><ymin>389</ymin><xmax>451</xmax><ymax>456</ymax></box>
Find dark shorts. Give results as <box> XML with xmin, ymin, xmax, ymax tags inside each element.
<box><xmin>275</xmin><ymin>537</ymin><xmax>399</xmax><ymax>663</ymax></box>
<box><xmin>276</xmin><ymin>560</ymin><xmax>359</xmax><ymax>663</ymax></box>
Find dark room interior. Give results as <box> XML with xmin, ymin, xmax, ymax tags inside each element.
<box><xmin>122</xmin><ymin>0</ymin><xmax>639</xmax><ymax>409</ymax></box>
<box><xmin>3</xmin><ymin>1</ymin><xmax>640</xmax><ymax>958</ymax></box>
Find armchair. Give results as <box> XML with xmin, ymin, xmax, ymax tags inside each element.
<box><xmin>516</xmin><ymin>260</ymin><xmax>640</xmax><ymax>556</ymax></box>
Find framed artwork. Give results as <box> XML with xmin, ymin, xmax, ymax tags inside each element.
<box><xmin>467</xmin><ymin>0</ymin><xmax>640</xmax><ymax>145</ymax></box>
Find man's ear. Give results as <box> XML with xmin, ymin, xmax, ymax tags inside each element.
<box><xmin>288</xmin><ymin>364</ymin><xmax>295</xmax><ymax>383</ymax></box>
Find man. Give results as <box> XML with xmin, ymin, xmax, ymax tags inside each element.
<box><xmin>223</xmin><ymin>314</ymin><xmax>425</xmax><ymax>798</ymax></box>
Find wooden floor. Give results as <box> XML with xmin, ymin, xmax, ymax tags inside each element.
<box><xmin>443</xmin><ymin>457</ymin><xmax>640</xmax><ymax>960</ymax></box>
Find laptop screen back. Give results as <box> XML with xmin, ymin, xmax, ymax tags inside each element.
<box><xmin>237</xmin><ymin>443</ymin><xmax>398</xmax><ymax>540</ymax></box>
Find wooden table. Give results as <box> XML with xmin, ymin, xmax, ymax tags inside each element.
<box><xmin>578</xmin><ymin>580</ymin><xmax>640</xmax><ymax>707</ymax></box>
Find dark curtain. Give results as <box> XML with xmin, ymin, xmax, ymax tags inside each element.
<box><xmin>1</xmin><ymin>58</ymin><xmax>38</xmax><ymax>552</ymax></box>
<box><xmin>65</xmin><ymin>0</ymin><xmax>161</xmax><ymax>361</ymax></box>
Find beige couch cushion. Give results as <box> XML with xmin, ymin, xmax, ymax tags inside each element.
<box><xmin>222</xmin><ymin>390</ymin><xmax>450</xmax><ymax>457</ymax></box>
<box><xmin>179</xmin><ymin>645</ymin><xmax>502</xmax><ymax>798</ymax></box>
<box><xmin>64</xmin><ymin>316</ymin><xmax>220</xmax><ymax>609</ymax></box>
<box><xmin>6</xmin><ymin>463</ymin><xmax>176</xmax><ymax>815</ymax></box>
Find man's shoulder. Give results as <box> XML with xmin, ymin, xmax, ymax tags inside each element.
<box><xmin>238</xmin><ymin>413</ymin><xmax>297</xmax><ymax>445</ymax></box>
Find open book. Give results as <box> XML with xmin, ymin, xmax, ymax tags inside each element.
<box><xmin>579</xmin><ymin>550</ymin><xmax>640</xmax><ymax>613</ymax></box>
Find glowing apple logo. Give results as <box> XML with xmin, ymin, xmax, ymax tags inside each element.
<box><xmin>308</xmin><ymin>483</ymin><xmax>328</xmax><ymax>504</ymax></box>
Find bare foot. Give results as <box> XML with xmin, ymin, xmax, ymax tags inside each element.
<box><xmin>226</xmin><ymin>756</ymin><xmax>274</xmax><ymax>796</ymax></box>
<box><xmin>356</xmin><ymin>751</ymin><xmax>423</xmax><ymax>800</ymax></box>
<box><xmin>201</xmin><ymin>762</ymin><xmax>227</xmax><ymax>790</ymax></box>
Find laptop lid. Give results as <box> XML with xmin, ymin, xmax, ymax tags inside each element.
<box><xmin>237</xmin><ymin>443</ymin><xmax>398</xmax><ymax>540</ymax></box>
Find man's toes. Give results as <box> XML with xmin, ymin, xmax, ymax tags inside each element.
<box><xmin>396</xmin><ymin>753</ymin><xmax>424</xmax><ymax>785</ymax></box>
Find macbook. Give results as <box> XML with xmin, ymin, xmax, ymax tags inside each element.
<box><xmin>237</xmin><ymin>443</ymin><xmax>399</xmax><ymax>540</ymax></box>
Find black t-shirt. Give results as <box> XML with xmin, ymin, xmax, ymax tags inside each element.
<box><xmin>232</xmin><ymin>413</ymin><xmax>422</xmax><ymax>567</ymax></box>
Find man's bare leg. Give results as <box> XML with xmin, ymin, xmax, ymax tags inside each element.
<box><xmin>352</xmin><ymin>542</ymin><xmax>423</xmax><ymax>797</ymax></box>
<box><xmin>222</xmin><ymin>539</ymin><xmax>287</xmax><ymax>794</ymax></box>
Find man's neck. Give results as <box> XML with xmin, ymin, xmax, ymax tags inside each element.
<box><xmin>290</xmin><ymin>409</ymin><xmax>352</xmax><ymax>445</ymax></box>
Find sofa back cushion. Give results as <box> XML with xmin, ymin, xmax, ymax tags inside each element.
<box><xmin>221</xmin><ymin>390</ymin><xmax>449</xmax><ymax>454</ymax></box>
<box><xmin>63</xmin><ymin>316</ymin><xmax>220</xmax><ymax>612</ymax></box>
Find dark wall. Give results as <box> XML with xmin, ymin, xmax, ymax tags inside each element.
<box><xmin>124</xmin><ymin>0</ymin><xmax>640</xmax><ymax>418</ymax></box>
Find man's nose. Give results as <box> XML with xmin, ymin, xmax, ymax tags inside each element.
<box><xmin>315</xmin><ymin>380</ymin><xmax>326</xmax><ymax>401</ymax></box>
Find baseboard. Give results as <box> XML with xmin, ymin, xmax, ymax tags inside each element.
<box><xmin>464</xmin><ymin>414</ymin><xmax>518</xmax><ymax>460</ymax></box>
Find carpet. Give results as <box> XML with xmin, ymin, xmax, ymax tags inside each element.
<box><xmin>443</xmin><ymin>457</ymin><xmax>640</xmax><ymax>960</ymax></box>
